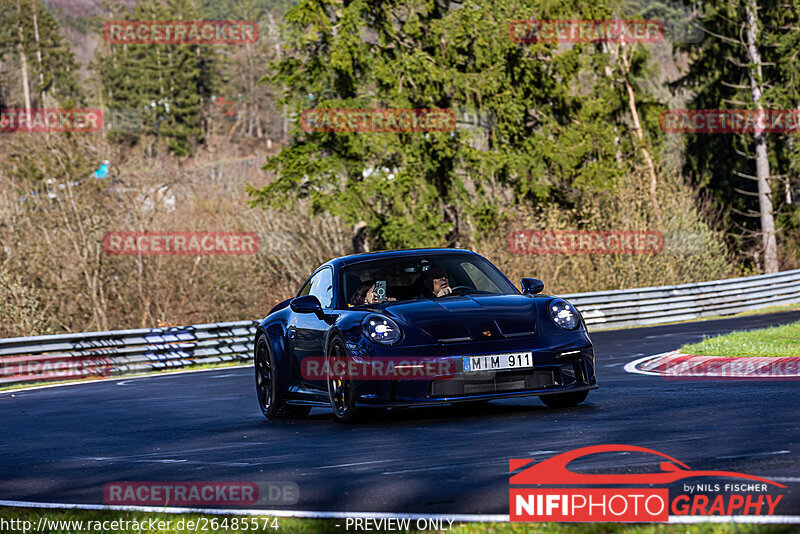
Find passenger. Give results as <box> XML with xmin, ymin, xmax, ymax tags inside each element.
<box><xmin>349</xmin><ymin>281</ymin><xmax>396</xmax><ymax>305</ymax></box>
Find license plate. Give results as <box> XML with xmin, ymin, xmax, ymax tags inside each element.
<box><xmin>463</xmin><ymin>351</ymin><xmax>534</xmax><ymax>372</ymax></box>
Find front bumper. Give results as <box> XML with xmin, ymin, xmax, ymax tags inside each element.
<box><xmin>350</xmin><ymin>342</ymin><xmax>597</xmax><ymax>407</ymax></box>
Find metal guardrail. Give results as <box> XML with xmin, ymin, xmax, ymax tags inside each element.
<box><xmin>1</xmin><ymin>269</ymin><xmax>799</xmax><ymax>386</ymax></box>
<box><xmin>562</xmin><ymin>269</ymin><xmax>800</xmax><ymax>330</ymax></box>
<box><xmin>0</xmin><ymin>321</ymin><xmax>258</xmax><ymax>386</ymax></box>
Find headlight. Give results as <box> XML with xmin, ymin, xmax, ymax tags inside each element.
<box><xmin>549</xmin><ymin>299</ymin><xmax>580</xmax><ymax>330</ymax></box>
<box><xmin>363</xmin><ymin>314</ymin><xmax>402</xmax><ymax>344</ymax></box>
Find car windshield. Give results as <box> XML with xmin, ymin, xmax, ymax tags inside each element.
<box><xmin>342</xmin><ymin>254</ymin><xmax>518</xmax><ymax>307</ymax></box>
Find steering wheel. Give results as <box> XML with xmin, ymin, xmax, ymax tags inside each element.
<box><xmin>447</xmin><ymin>285</ymin><xmax>473</xmax><ymax>294</ymax></box>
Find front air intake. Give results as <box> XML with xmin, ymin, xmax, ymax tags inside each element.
<box><xmin>429</xmin><ymin>369</ymin><xmax>557</xmax><ymax>397</ymax></box>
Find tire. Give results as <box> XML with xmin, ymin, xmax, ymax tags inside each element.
<box><xmin>326</xmin><ymin>336</ymin><xmax>361</xmax><ymax>423</ymax></box>
<box><xmin>255</xmin><ymin>336</ymin><xmax>311</xmax><ymax>420</ymax></box>
<box><xmin>539</xmin><ymin>390</ymin><xmax>589</xmax><ymax>408</ymax></box>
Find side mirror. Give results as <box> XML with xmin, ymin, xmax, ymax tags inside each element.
<box><xmin>521</xmin><ymin>278</ymin><xmax>545</xmax><ymax>295</ymax></box>
<box><xmin>290</xmin><ymin>295</ymin><xmax>323</xmax><ymax>315</ymax></box>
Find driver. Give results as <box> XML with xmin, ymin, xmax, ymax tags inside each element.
<box><xmin>423</xmin><ymin>265</ymin><xmax>452</xmax><ymax>297</ymax></box>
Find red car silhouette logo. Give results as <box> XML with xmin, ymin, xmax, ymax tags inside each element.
<box><xmin>510</xmin><ymin>444</ymin><xmax>786</xmax><ymax>487</ymax></box>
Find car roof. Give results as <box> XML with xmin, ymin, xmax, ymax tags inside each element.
<box><xmin>325</xmin><ymin>248</ymin><xmax>480</xmax><ymax>269</ymax></box>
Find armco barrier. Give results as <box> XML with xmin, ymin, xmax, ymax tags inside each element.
<box><xmin>1</xmin><ymin>270</ymin><xmax>799</xmax><ymax>386</ymax></box>
<box><xmin>0</xmin><ymin>321</ymin><xmax>258</xmax><ymax>386</ymax></box>
<box><xmin>563</xmin><ymin>269</ymin><xmax>800</xmax><ymax>329</ymax></box>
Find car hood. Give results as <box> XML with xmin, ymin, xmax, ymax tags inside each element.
<box><xmin>381</xmin><ymin>294</ymin><xmax>538</xmax><ymax>342</ymax></box>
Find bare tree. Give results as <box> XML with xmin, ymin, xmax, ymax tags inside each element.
<box><xmin>16</xmin><ymin>0</ymin><xmax>31</xmax><ymax>123</ymax></box>
<box><xmin>32</xmin><ymin>0</ymin><xmax>44</xmax><ymax>105</ymax></box>
<box><xmin>744</xmin><ymin>0</ymin><xmax>778</xmax><ymax>273</ymax></box>
<box><xmin>603</xmin><ymin>41</ymin><xmax>661</xmax><ymax>218</ymax></box>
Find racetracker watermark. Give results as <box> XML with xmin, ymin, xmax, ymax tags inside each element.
<box><xmin>104</xmin><ymin>20</ymin><xmax>258</xmax><ymax>45</ymax></box>
<box><xmin>103</xmin><ymin>232</ymin><xmax>259</xmax><ymax>255</ymax></box>
<box><xmin>103</xmin><ymin>481</ymin><xmax>298</xmax><ymax>506</ymax></box>
<box><xmin>661</xmin><ymin>356</ymin><xmax>800</xmax><ymax>381</ymax></box>
<box><xmin>301</xmin><ymin>357</ymin><xmax>457</xmax><ymax>381</ymax></box>
<box><xmin>509</xmin><ymin>19</ymin><xmax>663</xmax><ymax>43</ymax></box>
<box><xmin>661</xmin><ymin>109</ymin><xmax>800</xmax><ymax>133</ymax></box>
<box><xmin>103</xmin><ymin>108</ymin><xmax>144</xmax><ymax>133</ymax></box>
<box><xmin>300</xmin><ymin>108</ymin><xmax>456</xmax><ymax>133</ymax></box>
<box><xmin>509</xmin><ymin>230</ymin><xmax>664</xmax><ymax>254</ymax></box>
<box><xmin>0</xmin><ymin>108</ymin><xmax>102</xmax><ymax>133</ymax></box>
<box><xmin>0</xmin><ymin>356</ymin><xmax>112</xmax><ymax>383</ymax></box>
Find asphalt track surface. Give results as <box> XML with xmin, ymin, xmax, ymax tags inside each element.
<box><xmin>1</xmin><ymin>311</ymin><xmax>799</xmax><ymax>517</ymax></box>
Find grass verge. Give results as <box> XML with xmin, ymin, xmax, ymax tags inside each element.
<box><xmin>0</xmin><ymin>507</ymin><xmax>797</xmax><ymax>533</ymax></box>
<box><xmin>680</xmin><ymin>320</ymin><xmax>800</xmax><ymax>358</ymax></box>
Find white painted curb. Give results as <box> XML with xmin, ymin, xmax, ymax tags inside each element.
<box><xmin>625</xmin><ymin>351</ymin><xmax>800</xmax><ymax>378</ymax></box>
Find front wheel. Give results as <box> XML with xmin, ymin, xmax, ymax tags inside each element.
<box><xmin>326</xmin><ymin>337</ymin><xmax>362</xmax><ymax>423</ymax></box>
<box><xmin>539</xmin><ymin>390</ymin><xmax>588</xmax><ymax>408</ymax></box>
<box><xmin>255</xmin><ymin>336</ymin><xmax>310</xmax><ymax>420</ymax></box>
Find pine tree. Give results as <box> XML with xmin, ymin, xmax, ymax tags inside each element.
<box><xmin>764</xmin><ymin>0</ymin><xmax>800</xmax><ymax>265</ymax></box>
<box><xmin>0</xmin><ymin>0</ymin><xmax>81</xmax><ymax>108</ymax></box>
<box><xmin>0</xmin><ymin>0</ymin><xmax>16</xmax><ymax>108</ymax></box>
<box><xmin>96</xmin><ymin>0</ymin><xmax>220</xmax><ymax>155</ymax></box>
<box><xmin>250</xmin><ymin>0</ymin><xmax>663</xmax><ymax>249</ymax></box>
<box><xmin>677</xmin><ymin>0</ymin><xmax>795</xmax><ymax>272</ymax></box>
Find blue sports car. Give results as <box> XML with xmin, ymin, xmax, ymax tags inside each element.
<box><xmin>254</xmin><ymin>248</ymin><xmax>597</xmax><ymax>422</ymax></box>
